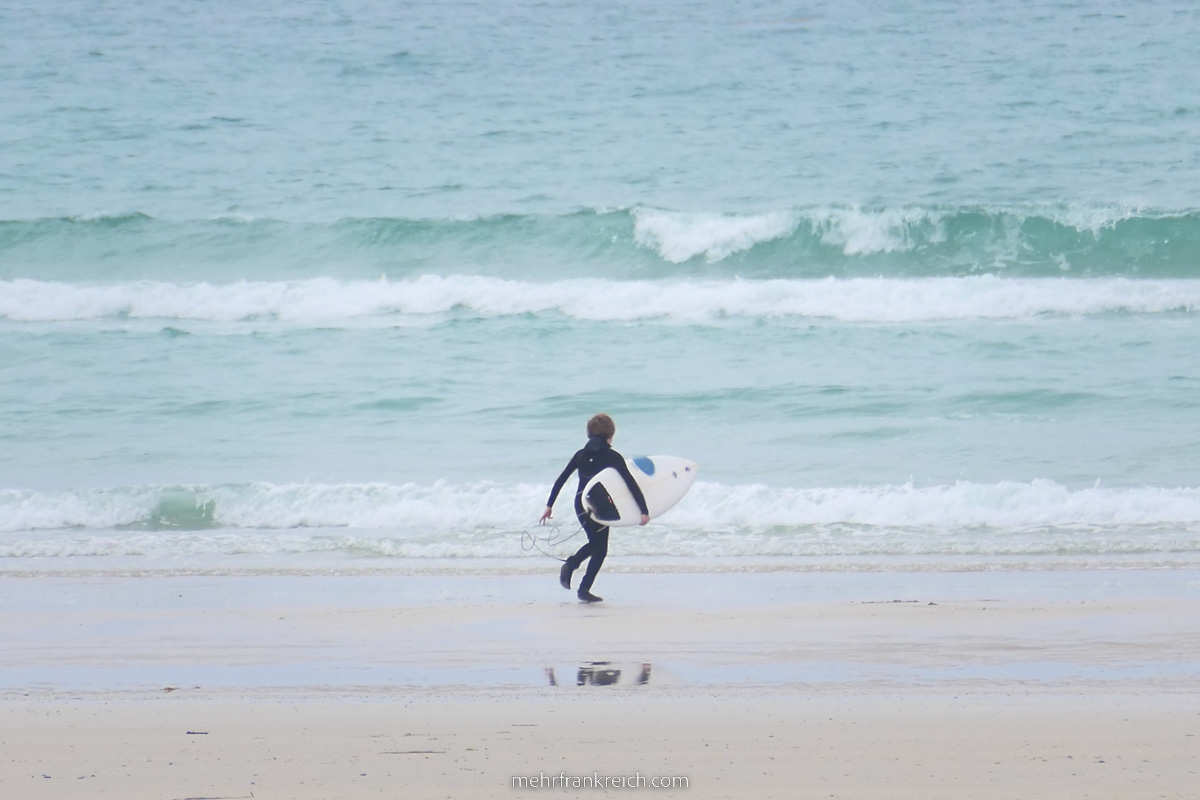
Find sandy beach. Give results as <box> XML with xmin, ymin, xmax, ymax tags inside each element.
<box><xmin>2</xmin><ymin>570</ymin><xmax>1198</xmax><ymax>799</ymax></box>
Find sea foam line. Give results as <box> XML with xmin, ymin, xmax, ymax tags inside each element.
<box><xmin>2</xmin><ymin>276</ymin><xmax>1198</xmax><ymax>324</ymax></box>
<box><xmin>4</xmin><ymin>480</ymin><xmax>1200</xmax><ymax>534</ymax></box>
<box><xmin>3</xmin><ymin>480</ymin><xmax>1199</xmax><ymax>561</ymax></box>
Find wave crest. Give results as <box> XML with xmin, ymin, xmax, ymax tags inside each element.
<box><xmin>5</xmin><ymin>206</ymin><xmax>1200</xmax><ymax>280</ymax></box>
<box><xmin>632</xmin><ymin>209</ymin><xmax>798</xmax><ymax>262</ymax></box>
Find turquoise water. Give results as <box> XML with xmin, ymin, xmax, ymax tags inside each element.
<box><xmin>2</xmin><ymin>0</ymin><xmax>1199</xmax><ymax>570</ymax></box>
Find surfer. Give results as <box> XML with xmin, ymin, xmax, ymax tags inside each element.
<box><xmin>540</xmin><ymin>413</ymin><xmax>649</xmax><ymax>603</ymax></box>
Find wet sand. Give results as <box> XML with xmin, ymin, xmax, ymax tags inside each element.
<box><xmin>2</xmin><ymin>570</ymin><xmax>1198</xmax><ymax>798</ymax></box>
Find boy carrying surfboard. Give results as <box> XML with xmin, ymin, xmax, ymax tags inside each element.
<box><xmin>539</xmin><ymin>413</ymin><xmax>649</xmax><ymax>603</ymax></box>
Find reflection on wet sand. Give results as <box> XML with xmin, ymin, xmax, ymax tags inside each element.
<box><xmin>545</xmin><ymin>662</ymin><xmax>651</xmax><ymax>687</ymax></box>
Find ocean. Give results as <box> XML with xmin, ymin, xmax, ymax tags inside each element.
<box><xmin>2</xmin><ymin>0</ymin><xmax>1199</xmax><ymax>574</ymax></box>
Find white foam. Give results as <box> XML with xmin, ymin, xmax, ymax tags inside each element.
<box><xmin>632</xmin><ymin>208</ymin><xmax>798</xmax><ymax>262</ymax></box>
<box><xmin>1045</xmin><ymin>203</ymin><xmax>1141</xmax><ymax>236</ymax></box>
<box><xmin>2</xmin><ymin>480</ymin><xmax>1199</xmax><ymax>562</ymax></box>
<box><xmin>0</xmin><ymin>481</ymin><xmax>547</xmax><ymax>533</ymax></box>
<box><xmin>3</xmin><ymin>275</ymin><xmax>1197</xmax><ymax>325</ymax></box>
<box><xmin>673</xmin><ymin>480</ymin><xmax>1200</xmax><ymax>530</ymax></box>
<box><xmin>808</xmin><ymin>206</ymin><xmax>946</xmax><ymax>255</ymax></box>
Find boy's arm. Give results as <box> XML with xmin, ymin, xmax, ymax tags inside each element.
<box><xmin>541</xmin><ymin>452</ymin><xmax>579</xmax><ymax>521</ymax></box>
<box><xmin>613</xmin><ymin>457</ymin><xmax>650</xmax><ymax>518</ymax></box>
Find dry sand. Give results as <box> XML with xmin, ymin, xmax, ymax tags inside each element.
<box><xmin>1</xmin><ymin>570</ymin><xmax>1198</xmax><ymax>798</ymax></box>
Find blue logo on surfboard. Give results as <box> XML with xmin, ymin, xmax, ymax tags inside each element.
<box><xmin>632</xmin><ymin>456</ymin><xmax>655</xmax><ymax>476</ymax></box>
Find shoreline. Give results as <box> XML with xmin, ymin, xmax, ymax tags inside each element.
<box><xmin>5</xmin><ymin>550</ymin><xmax>1200</xmax><ymax>578</ymax></box>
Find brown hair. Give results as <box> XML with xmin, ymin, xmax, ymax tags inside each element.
<box><xmin>586</xmin><ymin>413</ymin><xmax>616</xmax><ymax>438</ymax></box>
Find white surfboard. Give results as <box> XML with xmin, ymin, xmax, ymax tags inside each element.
<box><xmin>581</xmin><ymin>455</ymin><xmax>698</xmax><ymax>527</ymax></box>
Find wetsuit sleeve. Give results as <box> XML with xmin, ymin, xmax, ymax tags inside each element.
<box><xmin>545</xmin><ymin>451</ymin><xmax>580</xmax><ymax>508</ymax></box>
<box><xmin>612</xmin><ymin>456</ymin><xmax>650</xmax><ymax>516</ymax></box>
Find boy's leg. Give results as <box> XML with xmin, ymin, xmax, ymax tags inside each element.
<box><xmin>577</xmin><ymin>526</ymin><xmax>609</xmax><ymax>593</ymax></box>
<box><xmin>560</xmin><ymin>540</ymin><xmax>591</xmax><ymax>589</ymax></box>
<box><xmin>567</xmin><ymin>539</ymin><xmax>594</xmax><ymax>566</ymax></box>
<box><xmin>565</xmin><ymin>499</ymin><xmax>597</xmax><ymax>570</ymax></box>
<box><xmin>561</xmin><ymin>500</ymin><xmax>595</xmax><ymax>587</ymax></box>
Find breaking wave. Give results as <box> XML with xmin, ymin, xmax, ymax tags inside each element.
<box><xmin>3</xmin><ymin>480</ymin><xmax>1198</xmax><ymax>562</ymax></box>
<box><xmin>3</xmin><ymin>205</ymin><xmax>1200</xmax><ymax>281</ymax></box>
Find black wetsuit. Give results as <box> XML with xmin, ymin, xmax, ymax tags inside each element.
<box><xmin>546</xmin><ymin>435</ymin><xmax>649</xmax><ymax>593</ymax></box>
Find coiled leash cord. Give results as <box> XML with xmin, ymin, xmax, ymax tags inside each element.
<box><xmin>520</xmin><ymin>522</ymin><xmax>583</xmax><ymax>562</ymax></box>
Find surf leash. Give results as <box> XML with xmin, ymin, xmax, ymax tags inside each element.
<box><xmin>521</xmin><ymin>522</ymin><xmax>583</xmax><ymax>561</ymax></box>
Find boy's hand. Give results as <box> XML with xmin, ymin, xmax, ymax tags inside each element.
<box><xmin>639</xmin><ymin>514</ymin><xmax>650</xmax><ymax>526</ymax></box>
<box><xmin>539</xmin><ymin>507</ymin><xmax>553</xmax><ymax>525</ymax></box>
